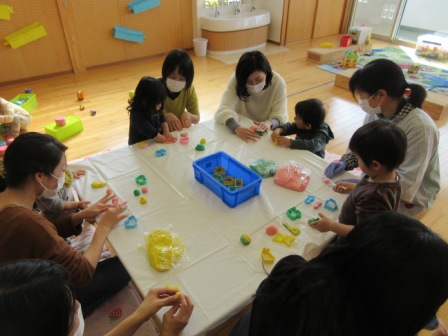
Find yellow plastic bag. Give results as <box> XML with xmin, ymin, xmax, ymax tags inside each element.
<box><xmin>146</xmin><ymin>229</ymin><xmax>184</xmax><ymax>272</ymax></box>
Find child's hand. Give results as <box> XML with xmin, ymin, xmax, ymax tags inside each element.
<box><xmin>271</xmin><ymin>129</ymin><xmax>282</xmax><ymax>143</ymax></box>
<box><xmin>180</xmin><ymin>112</ymin><xmax>192</xmax><ymax>128</ymax></box>
<box><xmin>163</xmin><ymin>132</ymin><xmax>177</xmax><ymax>143</ymax></box>
<box><xmin>253</xmin><ymin>120</ymin><xmax>272</xmax><ymax>133</ymax></box>
<box><xmin>77</xmin><ymin>200</ymin><xmax>91</xmax><ymax>209</ymax></box>
<box><xmin>333</xmin><ymin>182</ymin><xmax>356</xmax><ymax>194</ymax></box>
<box><xmin>274</xmin><ymin>136</ymin><xmax>291</xmax><ymax>147</ymax></box>
<box><xmin>72</xmin><ymin>169</ymin><xmax>86</xmax><ymax>179</ymax></box>
<box><xmin>311</xmin><ymin>213</ymin><xmax>334</xmax><ymax>232</ymax></box>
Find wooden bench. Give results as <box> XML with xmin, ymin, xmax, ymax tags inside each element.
<box><xmin>334</xmin><ymin>69</ymin><xmax>448</xmax><ymax>120</ymax></box>
<box><xmin>307</xmin><ymin>43</ymin><xmax>372</xmax><ymax>64</ymax></box>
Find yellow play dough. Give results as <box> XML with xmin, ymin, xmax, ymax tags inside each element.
<box><xmin>146</xmin><ymin>230</ymin><xmax>184</xmax><ymax>271</ymax></box>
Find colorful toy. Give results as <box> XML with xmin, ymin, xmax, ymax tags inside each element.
<box><xmin>129</xmin><ymin>90</ymin><xmax>135</xmax><ymax>99</ymax></box>
<box><xmin>255</xmin><ymin>131</ymin><xmax>264</xmax><ymax>136</ymax></box>
<box><xmin>91</xmin><ymin>181</ymin><xmax>107</xmax><ymax>188</ymax></box>
<box><xmin>240</xmin><ymin>234</ymin><xmax>251</xmax><ymax>246</ymax></box>
<box><xmin>265</xmin><ymin>225</ymin><xmax>278</xmax><ymax>236</ymax></box>
<box><xmin>214</xmin><ymin>165</ymin><xmax>226</xmax><ymax>175</ymax></box>
<box><xmin>90</xmin><ymin>110</ymin><xmax>96</xmax><ymax>116</ymax></box>
<box><xmin>304</xmin><ymin>195</ymin><xmax>315</xmax><ymax>204</ymax></box>
<box><xmin>261</xmin><ymin>248</ymin><xmax>275</xmax><ymax>264</ymax></box>
<box><xmin>222</xmin><ymin>175</ymin><xmax>235</xmax><ymax>186</ymax></box>
<box><xmin>145</xmin><ymin>229</ymin><xmax>184</xmax><ymax>271</ymax></box>
<box><xmin>213</xmin><ymin>174</ymin><xmax>223</xmax><ymax>182</ymax></box>
<box><xmin>79</xmin><ymin>105</ymin><xmax>85</xmax><ymax>111</ymax></box>
<box><xmin>179</xmin><ymin>137</ymin><xmax>189</xmax><ymax>144</ymax></box>
<box><xmin>166</xmin><ymin>284</ymin><xmax>179</xmax><ymax>290</ymax></box>
<box><xmin>138</xmin><ymin>141</ymin><xmax>149</xmax><ymax>149</ymax></box>
<box><xmin>200</xmin><ymin>138</ymin><xmax>206</xmax><ymax>144</ymax></box>
<box><xmin>342</xmin><ymin>50</ymin><xmax>359</xmax><ymax>68</ymax></box>
<box><xmin>113</xmin><ymin>26</ymin><xmax>145</xmax><ymax>43</ymax></box>
<box><xmin>195</xmin><ymin>144</ymin><xmax>205</xmax><ymax>151</ymax></box>
<box><xmin>339</xmin><ymin>35</ymin><xmax>352</xmax><ymax>47</ymax></box>
<box><xmin>135</xmin><ymin>175</ymin><xmax>147</xmax><ymax>185</ymax></box>
<box><xmin>155</xmin><ymin>149</ymin><xmax>166</xmax><ymax>157</ymax></box>
<box><xmin>324</xmin><ymin>198</ymin><xmax>338</xmax><ymax>211</ymax></box>
<box><xmin>24</xmin><ymin>88</ymin><xmax>32</xmax><ymax>93</ymax></box>
<box><xmin>124</xmin><ymin>215</ymin><xmax>138</xmax><ymax>229</ymax></box>
<box><xmin>133</xmin><ymin>189</ymin><xmax>141</xmax><ymax>196</ymax></box>
<box><xmin>140</xmin><ymin>196</ymin><xmax>147</xmax><ymax>204</ymax></box>
<box><xmin>141</xmin><ymin>187</ymin><xmax>148</xmax><ymax>194</ymax></box>
<box><xmin>44</xmin><ymin>115</ymin><xmax>84</xmax><ymax>141</ymax></box>
<box><xmin>249</xmin><ymin>158</ymin><xmax>278</xmax><ymax>178</ymax></box>
<box><xmin>408</xmin><ymin>64</ymin><xmax>420</xmax><ymax>74</ymax></box>
<box><xmin>308</xmin><ymin>217</ymin><xmax>320</xmax><ymax>225</ymax></box>
<box><xmin>283</xmin><ymin>223</ymin><xmax>300</xmax><ymax>236</ymax></box>
<box><xmin>286</xmin><ymin>206</ymin><xmax>301</xmax><ymax>220</ymax></box>
<box><xmin>77</xmin><ymin>91</ymin><xmax>85</xmax><ymax>100</ymax></box>
<box><xmin>273</xmin><ymin>231</ymin><xmax>295</xmax><ymax>247</ymax></box>
<box><xmin>234</xmin><ymin>178</ymin><xmax>243</xmax><ymax>188</ymax></box>
<box><xmin>320</xmin><ymin>42</ymin><xmax>334</xmax><ymax>48</ymax></box>
<box><xmin>55</xmin><ymin>116</ymin><xmax>66</xmax><ymax>126</ymax></box>
<box><xmin>313</xmin><ymin>201</ymin><xmax>323</xmax><ymax>210</ymax></box>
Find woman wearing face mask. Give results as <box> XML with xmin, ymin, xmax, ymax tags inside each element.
<box><xmin>160</xmin><ymin>49</ymin><xmax>200</xmax><ymax>131</ymax></box>
<box><xmin>0</xmin><ymin>132</ymin><xmax>131</xmax><ymax>316</ymax></box>
<box><xmin>0</xmin><ymin>260</ymin><xmax>194</xmax><ymax>336</ymax></box>
<box><xmin>324</xmin><ymin>59</ymin><xmax>439</xmax><ymax>217</ymax></box>
<box><xmin>215</xmin><ymin>51</ymin><xmax>288</xmax><ymax>142</ymax></box>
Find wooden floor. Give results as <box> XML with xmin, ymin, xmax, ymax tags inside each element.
<box><xmin>1</xmin><ymin>35</ymin><xmax>447</xmax><ymax>334</ymax></box>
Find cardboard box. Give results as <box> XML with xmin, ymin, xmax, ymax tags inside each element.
<box><xmin>348</xmin><ymin>26</ymin><xmax>372</xmax><ymax>45</ymax></box>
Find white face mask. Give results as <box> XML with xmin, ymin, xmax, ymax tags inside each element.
<box><xmin>72</xmin><ymin>303</ymin><xmax>85</xmax><ymax>336</ymax></box>
<box><xmin>358</xmin><ymin>92</ymin><xmax>382</xmax><ymax>115</ymax></box>
<box><xmin>246</xmin><ymin>80</ymin><xmax>266</xmax><ymax>95</ymax></box>
<box><xmin>166</xmin><ymin>78</ymin><xmax>186</xmax><ymax>93</ymax></box>
<box><xmin>40</xmin><ymin>173</ymin><xmax>65</xmax><ymax>197</ymax></box>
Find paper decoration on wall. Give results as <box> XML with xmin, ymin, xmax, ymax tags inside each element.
<box><xmin>129</xmin><ymin>0</ymin><xmax>160</xmax><ymax>14</ymax></box>
<box><xmin>0</xmin><ymin>4</ymin><xmax>14</xmax><ymax>20</ymax></box>
<box><xmin>113</xmin><ymin>26</ymin><xmax>145</xmax><ymax>43</ymax></box>
<box><xmin>4</xmin><ymin>22</ymin><xmax>47</xmax><ymax>49</ymax></box>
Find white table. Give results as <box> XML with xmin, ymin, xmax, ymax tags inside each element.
<box><xmin>72</xmin><ymin>118</ymin><xmax>352</xmax><ymax>335</ymax></box>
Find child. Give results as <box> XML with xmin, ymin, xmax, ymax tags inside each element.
<box><xmin>312</xmin><ymin>119</ymin><xmax>407</xmax><ymax>237</ymax></box>
<box><xmin>36</xmin><ymin>168</ymin><xmax>89</xmax><ymax>221</ymax></box>
<box><xmin>128</xmin><ymin>76</ymin><xmax>177</xmax><ymax>145</ymax></box>
<box><xmin>271</xmin><ymin>99</ymin><xmax>334</xmax><ymax>158</ymax></box>
<box><xmin>0</xmin><ymin>97</ymin><xmax>32</xmax><ymax>140</ymax></box>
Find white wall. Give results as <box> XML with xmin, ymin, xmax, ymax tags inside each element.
<box><xmin>400</xmin><ymin>0</ymin><xmax>448</xmax><ymax>31</ymax></box>
<box><xmin>257</xmin><ymin>0</ymin><xmax>284</xmax><ymax>43</ymax></box>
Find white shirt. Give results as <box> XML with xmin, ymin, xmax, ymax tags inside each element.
<box><xmin>214</xmin><ymin>71</ymin><xmax>288</xmax><ymax>125</ymax></box>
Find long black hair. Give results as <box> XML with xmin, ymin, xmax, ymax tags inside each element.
<box><xmin>127</xmin><ymin>76</ymin><xmax>167</xmax><ymax>116</ymax></box>
<box><xmin>162</xmin><ymin>49</ymin><xmax>195</xmax><ymax>89</ymax></box>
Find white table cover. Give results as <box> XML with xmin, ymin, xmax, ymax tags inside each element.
<box><xmin>71</xmin><ymin>117</ymin><xmax>353</xmax><ymax>335</ymax></box>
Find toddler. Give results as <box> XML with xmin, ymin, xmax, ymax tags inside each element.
<box><xmin>0</xmin><ymin>97</ymin><xmax>32</xmax><ymax>140</ymax></box>
<box><xmin>128</xmin><ymin>76</ymin><xmax>177</xmax><ymax>145</ymax></box>
<box><xmin>271</xmin><ymin>98</ymin><xmax>333</xmax><ymax>158</ymax></box>
<box><xmin>312</xmin><ymin>119</ymin><xmax>407</xmax><ymax>237</ymax></box>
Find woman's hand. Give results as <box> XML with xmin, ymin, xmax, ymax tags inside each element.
<box><xmin>166</xmin><ymin>113</ymin><xmax>183</xmax><ymax>132</ymax></box>
<box><xmin>160</xmin><ymin>293</ymin><xmax>194</xmax><ymax>336</ymax></box>
<box><xmin>253</xmin><ymin>120</ymin><xmax>272</xmax><ymax>133</ymax></box>
<box><xmin>180</xmin><ymin>111</ymin><xmax>192</xmax><ymax>128</ymax></box>
<box><xmin>135</xmin><ymin>288</ymin><xmax>183</xmax><ymax>319</ymax></box>
<box><xmin>97</xmin><ymin>203</ymin><xmax>128</xmax><ymax>232</ymax></box>
<box><xmin>235</xmin><ymin>126</ymin><xmax>261</xmax><ymax>142</ymax></box>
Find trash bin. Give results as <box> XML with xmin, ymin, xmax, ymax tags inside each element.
<box><xmin>193</xmin><ymin>38</ymin><xmax>208</xmax><ymax>56</ymax></box>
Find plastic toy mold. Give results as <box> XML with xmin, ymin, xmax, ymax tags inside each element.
<box><xmin>324</xmin><ymin>198</ymin><xmax>338</xmax><ymax>211</ymax></box>
<box><xmin>135</xmin><ymin>175</ymin><xmax>147</xmax><ymax>186</ymax></box>
<box><xmin>283</xmin><ymin>223</ymin><xmax>300</xmax><ymax>236</ymax></box>
<box><xmin>214</xmin><ymin>165</ymin><xmax>226</xmax><ymax>175</ymax></box>
<box><xmin>124</xmin><ymin>215</ymin><xmax>138</xmax><ymax>229</ymax></box>
<box><xmin>286</xmin><ymin>206</ymin><xmax>301</xmax><ymax>220</ymax></box>
<box><xmin>272</xmin><ymin>231</ymin><xmax>295</xmax><ymax>247</ymax></box>
<box><xmin>155</xmin><ymin>149</ymin><xmax>167</xmax><ymax>157</ymax></box>
<box><xmin>261</xmin><ymin>248</ymin><xmax>275</xmax><ymax>264</ymax></box>
<box><xmin>304</xmin><ymin>195</ymin><xmax>315</xmax><ymax>204</ymax></box>
<box><xmin>313</xmin><ymin>201</ymin><xmax>323</xmax><ymax>210</ymax></box>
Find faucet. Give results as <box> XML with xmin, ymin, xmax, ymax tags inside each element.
<box><xmin>234</xmin><ymin>2</ymin><xmax>240</xmax><ymax>15</ymax></box>
<box><xmin>214</xmin><ymin>2</ymin><xmax>220</xmax><ymax>17</ymax></box>
<box><xmin>251</xmin><ymin>0</ymin><xmax>255</xmax><ymax>12</ymax></box>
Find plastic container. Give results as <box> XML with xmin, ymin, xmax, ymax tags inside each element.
<box><xmin>193</xmin><ymin>38</ymin><xmax>208</xmax><ymax>56</ymax></box>
<box><xmin>193</xmin><ymin>151</ymin><xmax>262</xmax><ymax>208</ymax></box>
<box><xmin>44</xmin><ymin>115</ymin><xmax>84</xmax><ymax>141</ymax></box>
<box><xmin>11</xmin><ymin>94</ymin><xmax>38</xmax><ymax>112</ymax></box>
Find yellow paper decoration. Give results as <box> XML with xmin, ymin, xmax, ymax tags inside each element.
<box><xmin>0</xmin><ymin>4</ymin><xmax>14</xmax><ymax>20</ymax></box>
<box><xmin>4</xmin><ymin>22</ymin><xmax>47</xmax><ymax>49</ymax></box>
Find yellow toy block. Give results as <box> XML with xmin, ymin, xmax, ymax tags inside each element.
<box><xmin>4</xmin><ymin>22</ymin><xmax>47</xmax><ymax>49</ymax></box>
<box><xmin>44</xmin><ymin>115</ymin><xmax>83</xmax><ymax>141</ymax></box>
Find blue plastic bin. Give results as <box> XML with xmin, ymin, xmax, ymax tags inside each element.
<box><xmin>193</xmin><ymin>151</ymin><xmax>262</xmax><ymax>208</ymax></box>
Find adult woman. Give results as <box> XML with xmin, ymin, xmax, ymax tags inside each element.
<box><xmin>215</xmin><ymin>51</ymin><xmax>288</xmax><ymax>142</ymax></box>
<box><xmin>231</xmin><ymin>212</ymin><xmax>448</xmax><ymax>335</ymax></box>
<box><xmin>324</xmin><ymin>59</ymin><xmax>439</xmax><ymax>217</ymax></box>
<box><xmin>160</xmin><ymin>49</ymin><xmax>200</xmax><ymax>131</ymax></box>
<box><xmin>0</xmin><ymin>132</ymin><xmax>130</xmax><ymax>315</ymax></box>
<box><xmin>0</xmin><ymin>260</ymin><xmax>193</xmax><ymax>336</ymax></box>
